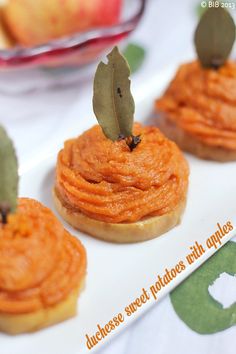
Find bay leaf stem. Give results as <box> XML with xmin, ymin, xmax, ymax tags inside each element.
<box><xmin>125</xmin><ymin>135</ymin><xmax>141</xmax><ymax>152</ymax></box>
<box><xmin>0</xmin><ymin>202</ymin><xmax>10</xmax><ymax>224</ymax></box>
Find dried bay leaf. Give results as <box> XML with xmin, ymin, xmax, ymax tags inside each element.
<box><xmin>93</xmin><ymin>46</ymin><xmax>135</xmax><ymax>141</ymax></box>
<box><xmin>0</xmin><ymin>126</ymin><xmax>18</xmax><ymax>223</ymax></box>
<box><xmin>194</xmin><ymin>6</ymin><xmax>235</xmax><ymax>68</ymax></box>
<box><xmin>123</xmin><ymin>43</ymin><xmax>146</xmax><ymax>73</ymax></box>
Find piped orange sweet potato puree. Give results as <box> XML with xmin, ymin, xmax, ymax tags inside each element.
<box><xmin>0</xmin><ymin>198</ymin><xmax>86</xmax><ymax>314</ymax></box>
<box><xmin>155</xmin><ymin>61</ymin><xmax>236</xmax><ymax>150</ymax></box>
<box><xmin>56</xmin><ymin>123</ymin><xmax>189</xmax><ymax>224</ymax></box>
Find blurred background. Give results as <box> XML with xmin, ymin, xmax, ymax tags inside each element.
<box><xmin>0</xmin><ymin>0</ymin><xmax>202</xmax><ymax>168</ymax></box>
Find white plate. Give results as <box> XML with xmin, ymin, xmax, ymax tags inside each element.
<box><xmin>1</xmin><ymin>65</ymin><xmax>236</xmax><ymax>354</ymax></box>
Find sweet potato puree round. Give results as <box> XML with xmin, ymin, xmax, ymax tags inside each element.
<box><xmin>155</xmin><ymin>61</ymin><xmax>236</xmax><ymax>150</ymax></box>
<box><xmin>55</xmin><ymin>123</ymin><xmax>189</xmax><ymax>223</ymax></box>
<box><xmin>0</xmin><ymin>198</ymin><xmax>86</xmax><ymax>314</ymax></box>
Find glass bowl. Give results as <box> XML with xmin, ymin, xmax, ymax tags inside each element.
<box><xmin>0</xmin><ymin>0</ymin><xmax>146</xmax><ymax>69</ymax></box>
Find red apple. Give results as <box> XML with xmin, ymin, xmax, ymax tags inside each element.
<box><xmin>2</xmin><ymin>0</ymin><xmax>122</xmax><ymax>46</ymax></box>
<box><xmin>0</xmin><ymin>9</ymin><xmax>14</xmax><ymax>48</ymax></box>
